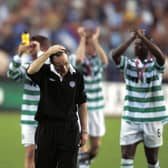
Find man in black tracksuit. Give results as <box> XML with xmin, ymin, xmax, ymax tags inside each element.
<box><xmin>27</xmin><ymin>44</ymin><xmax>88</xmax><ymax>168</ymax></box>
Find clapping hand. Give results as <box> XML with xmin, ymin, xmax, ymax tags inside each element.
<box><xmin>92</xmin><ymin>27</ymin><xmax>100</xmax><ymax>42</ymax></box>
<box><xmin>77</xmin><ymin>27</ymin><xmax>86</xmax><ymax>38</ymax></box>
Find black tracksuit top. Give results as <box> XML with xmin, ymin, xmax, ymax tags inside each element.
<box><xmin>27</xmin><ymin>64</ymin><xmax>86</xmax><ymax>122</ymax></box>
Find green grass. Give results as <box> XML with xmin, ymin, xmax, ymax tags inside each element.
<box><xmin>92</xmin><ymin>117</ymin><xmax>168</xmax><ymax>168</ymax></box>
<box><xmin>0</xmin><ymin>112</ymin><xmax>168</xmax><ymax>168</ymax></box>
<box><xmin>0</xmin><ymin>112</ymin><xmax>24</xmax><ymax>168</ymax></box>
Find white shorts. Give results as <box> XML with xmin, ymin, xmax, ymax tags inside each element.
<box><xmin>21</xmin><ymin>125</ymin><xmax>37</xmax><ymax>147</ymax></box>
<box><xmin>120</xmin><ymin>120</ymin><xmax>163</xmax><ymax>148</ymax></box>
<box><xmin>88</xmin><ymin>111</ymin><xmax>105</xmax><ymax>137</ymax></box>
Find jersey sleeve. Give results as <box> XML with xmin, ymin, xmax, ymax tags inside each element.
<box><xmin>154</xmin><ymin>59</ymin><xmax>166</xmax><ymax>73</ymax></box>
<box><xmin>115</xmin><ymin>55</ymin><xmax>127</xmax><ymax>72</ymax></box>
<box><xmin>7</xmin><ymin>55</ymin><xmax>28</xmax><ymax>82</ymax></box>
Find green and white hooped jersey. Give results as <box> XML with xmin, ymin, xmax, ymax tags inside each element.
<box><xmin>77</xmin><ymin>56</ymin><xmax>105</xmax><ymax>112</ymax></box>
<box><xmin>7</xmin><ymin>55</ymin><xmax>40</xmax><ymax>126</ymax></box>
<box><xmin>116</xmin><ymin>56</ymin><xmax>168</xmax><ymax>123</ymax></box>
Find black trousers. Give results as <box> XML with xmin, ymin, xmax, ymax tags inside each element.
<box><xmin>35</xmin><ymin>120</ymin><xmax>80</xmax><ymax>168</ymax></box>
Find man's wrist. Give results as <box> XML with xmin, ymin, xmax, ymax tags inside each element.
<box><xmin>81</xmin><ymin>129</ymin><xmax>88</xmax><ymax>134</ymax></box>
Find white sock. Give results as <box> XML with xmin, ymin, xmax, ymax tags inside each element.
<box><xmin>148</xmin><ymin>161</ymin><xmax>160</xmax><ymax>168</ymax></box>
<box><xmin>120</xmin><ymin>158</ymin><xmax>134</xmax><ymax>168</ymax></box>
<box><xmin>79</xmin><ymin>164</ymin><xmax>90</xmax><ymax>168</ymax></box>
<box><xmin>78</xmin><ymin>152</ymin><xmax>90</xmax><ymax>168</ymax></box>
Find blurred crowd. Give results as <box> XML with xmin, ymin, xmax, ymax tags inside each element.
<box><xmin>0</xmin><ymin>0</ymin><xmax>168</xmax><ymax>81</ymax></box>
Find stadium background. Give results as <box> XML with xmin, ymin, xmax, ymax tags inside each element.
<box><xmin>0</xmin><ymin>0</ymin><xmax>168</xmax><ymax>167</ymax></box>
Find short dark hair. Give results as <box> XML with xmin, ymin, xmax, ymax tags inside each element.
<box><xmin>31</xmin><ymin>35</ymin><xmax>50</xmax><ymax>51</ymax></box>
<box><xmin>49</xmin><ymin>49</ymin><xmax>69</xmax><ymax>63</ymax></box>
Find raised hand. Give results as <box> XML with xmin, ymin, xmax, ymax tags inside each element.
<box><xmin>47</xmin><ymin>45</ymin><xmax>66</xmax><ymax>56</ymax></box>
<box><xmin>77</xmin><ymin>27</ymin><xmax>86</xmax><ymax>38</ymax></box>
<box><xmin>92</xmin><ymin>27</ymin><xmax>100</xmax><ymax>42</ymax></box>
<box><xmin>136</xmin><ymin>29</ymin><xmax>146</xmax><ymax>38</ymax></box>
<box><xmin>129</xmin><ymin>27</ymin><xmax>139</xmax><ymax>39</ymax></box>
<box><xmin>18</xmin><ymin>43</ymin><xmax>29</xmax><ymax>56</ymax></box>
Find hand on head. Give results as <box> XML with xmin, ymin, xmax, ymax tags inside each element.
<box><xmin>47</xmin><ymin>45</ymin><xmax>66</xmax><ymax>56</ymax></box>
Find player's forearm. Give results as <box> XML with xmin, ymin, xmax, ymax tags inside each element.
<box><xmin>75</xmin><ymin>36</ymin><xmax>86</xmax><ymax>63</ymax></box>
<box><xmin>149</xmin><ymin>45</ymin><xmax>165</xmax><ymax>65</ymax></box>
<box><xmin>79</xmin><ymin>102</ymin><xmax>88</xmax><ymax>133</ymax></box>
<box><xmin>93</xmin><ymin>39</ymin><xmax>108</xmax><ymax>65</ymax></box>
<box><xmin>27</xmin><ymin>51</ymin><xmax>49</xmax><ymax>74</ymax></box>
<box><xmin>111</xmin><ymin>36</ymin><xmax>135</xmax><ymax>64</ymax></box>
<box><xmin>139</xmin><ymin>34</ymin><xmax>165</xmax><ymax>65</ymax></box>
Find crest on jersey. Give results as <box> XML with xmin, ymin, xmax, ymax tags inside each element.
<box><xmin>69</xmin><ymin>81</ymin><xmax>75</xmax><ymax>88</ymax></box>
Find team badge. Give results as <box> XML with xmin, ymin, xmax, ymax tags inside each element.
<box><xmin>69</xmin><ymin>81</ymin><xmax>75</xmax><ymax>88</ymax></box>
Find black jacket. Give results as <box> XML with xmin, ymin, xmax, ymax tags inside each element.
<box><xmin>27</xmin><ymin>64</ymin><xmax>86</xmax><ymax>122</ymax></box>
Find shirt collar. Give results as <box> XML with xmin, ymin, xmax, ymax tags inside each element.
<box><xmin>69</xmin><ymin>63</ymin><xmax>76</xmax><ymax>74</ymax></box>
<box><xmin>50</xmin><ymin>63</ymin><xmax>76</xmax><ymax>77</ymax></box>
<box><xmin>37</xmin><ymin>50</ymin><xmax>43</xmax><ymax>57</ymax></box>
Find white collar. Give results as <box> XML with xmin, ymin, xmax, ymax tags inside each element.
<box><xmin>50</xmin><ymin>63</ymin><xmax>76</xmax><ymax>81</ymax></box>
<box><xmin>69</xmin><ymin>64</ymin><xmax>76</xmax><ymax>74</ymax></box>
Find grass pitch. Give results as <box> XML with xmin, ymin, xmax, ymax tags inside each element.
<box><xmin>0</xmin><ymin>112</ymin><xmax>168</xmax><ymax>168</ymax></box>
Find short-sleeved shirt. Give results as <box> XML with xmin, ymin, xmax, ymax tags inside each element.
<box><xmin>115</xmin><ymin>56</ymin><xmax>168</xmax><ymax>123</ymax></box>
<box><xmin>27</xmin><ymin>64</ymin><xmax>86</xmax><ymax>122</ymax></box>
<box><xmin>7</xmin><ymin>54</ymin><xmax>42</xmax><ymax>126</ymax></box>
<box><xmin>75</xmin><ymin>56</ymin><xmax>105</xmax><ymax>113</ymax></box>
